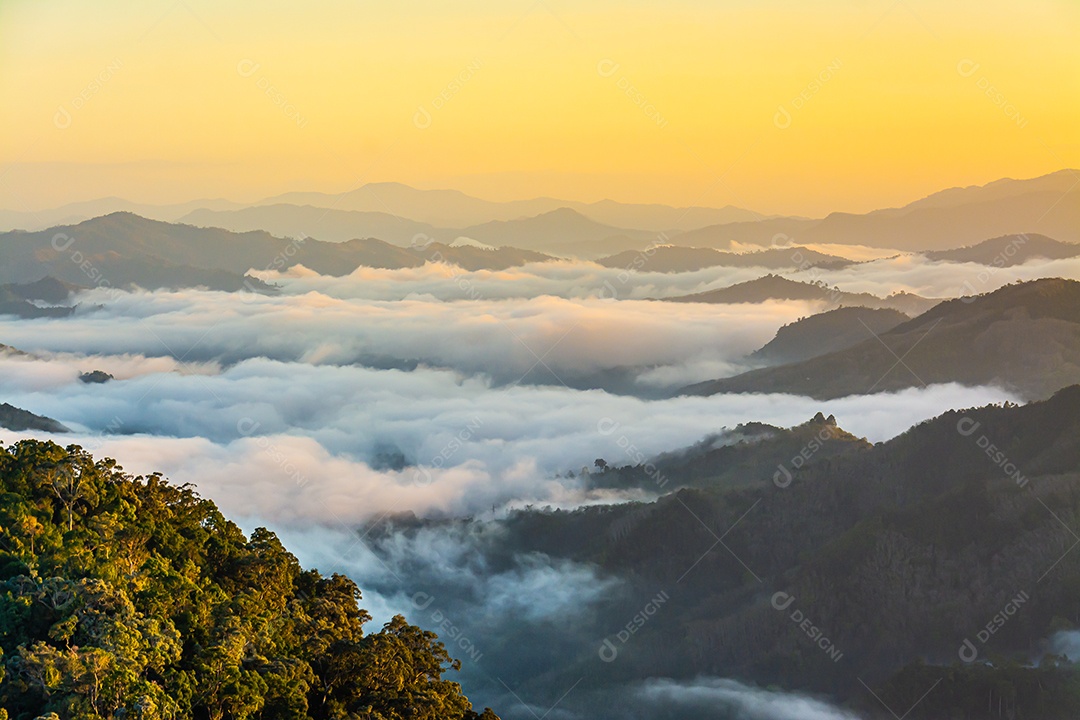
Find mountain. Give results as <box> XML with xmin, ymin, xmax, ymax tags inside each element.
<box><xmin>0</xmin><ymin>213</ymin><xmax>283</xmax><ymax>289</ymax></box>
<box><xmin>662</xmin><ymin>216</ymin><xmax>813</xmax><ymax>250</ymax></box>
<box><xmin>684</xmin><ymin>277</ymin><xmax>1080</xmax><ymax>400</ymax></box>
<box><xmin>587</xmin><ymin>414</ymin><xmax>870</xmax><ymax>493</ymax></box>
<box><xmin>0</xmin><ymin>278</ymin><xmax>81</xmax><ymax>319</ymax></box>
<box><xmin>0</xmin><ymin>214</ymin><xmax>555</xmax><ymax>291</ymax></box>
<box><xmin>0</xmin><ymin>196</ymin><xmax>245</xmax><ymax>231</ymax></box>
<box><xmin>924</xmin><ymin>233</ymin><xmax>1080</xmax><ymax>266</ymax></box>
<box><xmin>366</xmin><ymin>387</ymin><xmax>1080</xmax><ymax>719</ymax></box>
<box><xmin>0</xmin><ymin>343</ymin><xmax>31</xmax><ymax>358</ymax></box>
<box><xmin>672</xmin><ymin>170</ymin><xmax>1080</xmax><ymax>251</ymax></box>
<box><xmin>457</xmin><ymin>208</ymin><xmax>657</xmax><ymax>256</ymax></box>
<box><xmin>278</xmin><ymin>238</ymin><xmax>552</xmax><ymax>275</ymax></box>
<box><xmin>797</xmin><ymin>170</ymin><xmax>1080</xmax><ymax>251</ymax></box>
<box><xmin>0</xmin><ymin>402</ymin><xmax>68</xmax><ymax>432</ymax></box>
<box><xmin>0</xmin><ymin>440</ymin><xmax>499</xmax><ymax>720</ymax></box>
<box><xmin>180</xmin><ymin>204</ymin><xmax>444</xmax><ymax>246</ymax></box>
<box><xmin>662</xmin><ymin>274</ymin><xmax>939</xmax><ymax>314</ymax></box>
<box><xmin>751</xmin><ymin>306</ymin><xmax>911</xmax><ymax>365</ymax></box>
<box><xmin>4</xmin><ymin>183</ymin><xmax>770</xmax><ymax>235</ymax></box>
<box><xmin>905</xmin><ymin>169</ymin><xmax>1080</xmax><ymax>210</ymax></box>
<box><xmin>595</xmin><ymin>245</ymin><xmax>851</xmax><ymax>273</ymax></box>
<box><xmin>258</xmin><ymin>182</ymin><xmax>768</xmax><ymax>231</ymax></box>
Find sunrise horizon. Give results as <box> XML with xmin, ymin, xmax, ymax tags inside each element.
<box><xmin>3</xmin><ymin>0</ymin><xmax>1077</xmax><ymax>216</ymax></box>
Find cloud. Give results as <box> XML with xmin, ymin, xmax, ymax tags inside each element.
<box><xmin>1046</xmin><ymin>630</ymin><xmax>1080</xmax><ymax>662</ymax></box>
<box><xmin>254</xmin><ymin>260</ymin><xmax>775</xmax><ymax>302</ymax></box>
<box><xmin>1</xmin><ymin>285</ymin><xmax>817</xmax><ymax>393</ymax></box>
<box><xmin>633</xmin><ymin>677</ymin><xmax>863</xmax><ymax>720</ymax></box>
<box><xmin>793</xmin><ymin>255</ymin><xmax>1080</xmax><ymax>299</ymax></box>
<box><xmin>1</xmin><ymin>360</ymin><xmax>1019</xmax><ymax>527</ymax></box>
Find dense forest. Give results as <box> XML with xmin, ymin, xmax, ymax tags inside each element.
<box><xmin>0</xmin><ymin>440</ymin><xmax>499</xmax><ymax>720</ymax></box>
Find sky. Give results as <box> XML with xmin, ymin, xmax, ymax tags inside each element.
<box><xmin>1</xmin><ymin>0</ymin><xmax>1077</xmax><ymax>215</ymax></box>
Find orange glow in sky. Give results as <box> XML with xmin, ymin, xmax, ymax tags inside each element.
<box><xmin>1</xmin><ymin>0</ymin><xmax>1077</xmax><ymax>215</ymax></box>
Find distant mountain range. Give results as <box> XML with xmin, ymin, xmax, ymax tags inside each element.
<box><xmin>181</xmin><ymin>205</ymin><xmax>658</xmax><ymax>256</ymax></box>
<box><xmin>179</xmin><ymin>204</ymin><xmax>443</xmax><ymax>247</ymax></box>
<box><xmin>671</xmin><ymin>170</ymin><xmax>1080</xmax><ymax>252</ymax></box>
<box><xmin>662</xmin><ymin>274</ymin><xmax>940</xmax><ymax>315</ymax></box>
<box><xmin>4</xmin><ymin>170</ymin><xmax>1076</xmax><ymax>255</ymax></box>
<box><xmin>454</xmin><ymin>208</ymin><xmax>656</xmax><ymax>256</ymax></box>
<box><xmin>596</xmin><ymin>245</ymin><xmax>852</xmax><ymax>273</ymax></box>
<box><xmin>1</xmin><ymin>182</ymin><xmax>767</xmax><ymax>235</ymax></box>
<box><xmin>685</xmin><ymin>277</ymin><xmax>1080</xmax><ymax>400</ymax></box>
<box><xmin>256</xmin><ymin>183</ymin><xmax>770</xmax><ymax>231</ymax></box>
<box><xmin>176</xmin><ymin>171</ymin><xmax>1080</xmax><ymax>255</ymax></box>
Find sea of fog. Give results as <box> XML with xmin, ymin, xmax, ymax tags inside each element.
<box><xmin>4</xmin><ymin>254</ymin><xmax>1073</xmax><ymax>718</ymax></box>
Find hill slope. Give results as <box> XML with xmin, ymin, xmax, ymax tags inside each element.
<box><xmin>0</xmin><ymin>403</ymin><xmax>69</xmax><ymax>432</ymax></box>
<box><xmin>662</xmin><ymin>274</ymin><xmax>938</xmax><ymax>314</ymax></box>
<box><xmin>0</xmin><ymin>440</ymin><xmax>499</xmax><ymax>720</ymax></box>
<box><xmin>369</xmin><ymin>387</ymin><xmax>1080</xmax><ymax>718</ymax></box>
<box><xmin>684</xmin><ymin>277</ymin><xmax>1080</xmax><ymax>400</ymax></box>
<box><xmin>672</xmin><ymin>170</ymin><xmax>1080</xmax><ymax>251</ymax></box>
<box><xmin>181</xmin><ymin>203</ymin><xmax>444</xmax><ymax>246</ymax></box>
<box><xmin>458</xmin><ymin>208</ymin><xmax>656</xmax><ymax>255</ymax></box>
<box><xmin>924</xmin><ymin>233</ymin><xmax>1080</xmax><ymax>266</ymax></box>
<box><xmin>751</xmin><ymin>306</ymin><xmax>911</xmax><ymax>364</ymax></box>
<box><xmin>0</xmin><ymin>213</ymin><xmax>554</xmax><ymax>290</ymax></box>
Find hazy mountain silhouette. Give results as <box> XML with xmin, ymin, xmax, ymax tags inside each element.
<box><xmin>596</xmin><ymin>245</ymin><xmax>851</xmax><ymax>273</ymax></box>
<box><xmin>258</xmin><ymin>182</ymin><xmax>768</xmax><ymax>231</ymax></box>
<box><xmin>673</xmin><ymin>170</ymin><xmax>1079</xmax><ymax>251</ymax></box>
<box><xmin>180</xmin><ymin>204</ymin><xmax>443</xmax><ymax>246</ymax></box>
<box><xmin>0</xmin><ymin>196</ymin><xmax>244</xmax><ymax>231</ymax></box>
<box><xmin>8</xmin><ymin>172</ymin><xmax>1075</xmax><ymax>257</ymax></box>
<box><xmin>456</xmin><ymin>208</ymin><xmax>657</xmax><ymax>255</ymax></box>
<box><xmin>923</xmin><ymin>233</ymin><xmax>1080</xmax><ymax>266</ymax></box>
<box><xmin>662</xmin><ymin>274</ymin><xmax>939</xmax><ymax>314</ymax></box>
<box><xmin>3</xmin><ymin>183</ymin><xmax>767</xmax><ymax>235</ymax></box>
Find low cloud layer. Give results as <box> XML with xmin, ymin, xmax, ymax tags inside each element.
<box><xmin>0</xmin><ymin>355</ymin><xmax>1015</xmax><ymax>526</ymax></box>
<box><xmin>3</xmin><ymin>286</ymin><xmax>813</xmax><ymax>392</ymax></box>
<box><xmin>632</xmin><ymin>677</ymin><xmax>863</xmax><ymax>720</ymax></box>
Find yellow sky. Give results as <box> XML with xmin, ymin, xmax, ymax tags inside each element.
<box><xmin>1</xmin><ymin>0</ymin><xmax>1077</xmax><ymax>216</ymax></box>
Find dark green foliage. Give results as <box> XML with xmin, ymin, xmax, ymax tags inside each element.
<box><xmin>865</xmin><ymin>660</ymin><xmax>1080</xmax><ymax>720</ymax></box>
<box><xmin>0</xmin><ymin>440</ymin><xmax>498</xmax><ymax>720</ymax></box>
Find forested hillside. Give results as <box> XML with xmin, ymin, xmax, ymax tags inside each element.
<box><xmin>363</xmin><ymin>387</ymin><xmax>1080</xmax><ymax>718</ymax></box>
<box><xmin>0</xmin><ymin>440</ymin><xmax>498</xmax><ymax>720</ymax></box>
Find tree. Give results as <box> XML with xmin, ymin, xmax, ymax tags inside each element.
<box><xmin>0</xmin><ymin>440</ymin><xmax>498</xmax><ymax>720</ymax></box>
